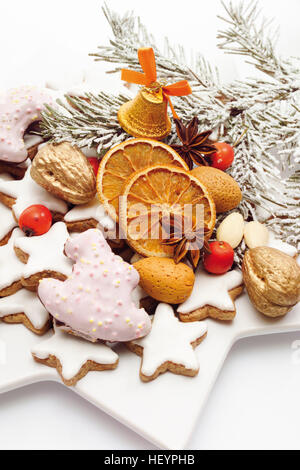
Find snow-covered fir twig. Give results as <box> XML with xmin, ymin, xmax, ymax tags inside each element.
<box><xmin>40</xmin><ymin>0</ymin><xmax>300</xmax><ymax>248</ymax></box>
<box><xmin>90</xmin><ymin>3</ymin><xmax>220</xmax><ymax>90</ymax></box>
<box><xmin>40</xmin><ymin>93</ymin><xmax>129</xmax><ymax>155</ymax></box>
<box><xmin>217</xmin><ymin>0</ymin><xmax>299</xmax><ymax>83</ymax></box>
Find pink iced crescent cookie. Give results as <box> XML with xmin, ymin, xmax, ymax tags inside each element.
<box><xmin>38</xmin><ymin>229</ymin><xmax>152</xmax><ymax>342</ymax></box>
<box><xmin>0</xmin><ymin>86</ymin><xmax>55</xmax><ymax>163</ymax></box>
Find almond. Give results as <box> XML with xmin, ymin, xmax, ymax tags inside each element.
<box><xmin>191</xmin><ymin>166</ymin><xmax>242</xmax><ymax>213</ymax></box>
<box><xmin>31</xmin><ymin>143</ymin><xmax>96</xmax><ymax>204</ymax></box>
<box><xmin>244</xmin><ymin>221</ymin><xmax>269</xmax><ymax>249</ymax></box>
<box><xmin>217</xmin><ymin>212</ymin><xmax>244</xmax><ymax>248</ymax></box>
<box><xmin>133</xmin><ymin>257</ymin><xmax>195</xmax><ymax>304</ymax></box>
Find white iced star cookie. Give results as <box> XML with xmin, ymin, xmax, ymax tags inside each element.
<box><xmin>128</xmin><ymin>303</ymin><xmax>207</xmax><ymax>382</ymax></box>
<box><xmin>63</xmin><ymin>197</ymin><xmax>125</xmax><ymax>253</ymax></box>
<box><xmin>178</xmin><ymin>268</ymin><xmax>244</xmax><ymax>322</ymax></box>
<box><xmin>14</xmin><ymin>222</ymin><xmax>73</xmax><ymax>290</ymax></box>
<box><xmin>0</xmin><ymin>201</ymin><xmax>17</xmax><ymax>245</ymax></box>
<box><xmin>0</xmin><ymin>166</ymin><xmax>68</xmax><ymax>221</ymax></box>
<box><xmin>0</xmin><ymin>228</ymin><xmax>24</xmax><ymax>297</ymax></box>
<box><xmin>64</xmin><ymin>196</ymin><xmax>115</xmax><ymax>233</ymax></box>
<box><xmin>32</xmin><ymin>325</ymin><xmax>119</xmax><ymax>386</ymax></box>
<box><xmin>0</xmin><ymin>173</ymin><xmax>19</xmax><ymax>245</ymax></box>
<box><xmin>0</xmin><ymin>289</ymin><xmax>50</xmax><ymax>335</ymax></box>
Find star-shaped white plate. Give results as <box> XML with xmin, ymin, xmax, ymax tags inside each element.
<box><xmin>0</xmin><ymin>263</ymin><xmax>299</xmax><ymax>449</ymax></box>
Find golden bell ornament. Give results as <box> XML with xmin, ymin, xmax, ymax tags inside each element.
<box><xmin>118</xmin><ymin>87</ymin><xmax>171</xmax><ymax>140</ymax></box>
<box><xmin>118</xmin><ymin>47</ymin><xmax>192</xmax><ymax>140</ymax></box>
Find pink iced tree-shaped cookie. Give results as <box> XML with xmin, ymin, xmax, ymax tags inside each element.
<box><xmin>38</xmin><ymin>229</ymin><xmax>151</xmax><ymax>342</ymax></box>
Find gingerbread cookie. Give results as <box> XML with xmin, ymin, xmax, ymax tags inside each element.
<box><xmin>0</xmin><ymin>166</ymin><xmax>68</xmax><ymax>222</ymax></box>
<box><xmin>0</xmin><ymin>86</ymin><xmax>54</xmax><ymax>163</ymax></box>
<box><xmin>64</xmin><ymin>196</ymin><xmax>115</xmax><ymax>233</ymax></box>
<box><xmin>0</xmin><ymin>228</ymin><xmax>24</xmax><ymax>297</ymax></box>
<box><xmin>0</xmin><ymin>289</ymin><xmax>50</xmax><ymax>335</ymax></box>
<box><xmin>127</xmin><ymin>303</ymin><xmax>207</xmax><ymax>382</ymax></box>
<box><xmin>178</xmin><ymin>268</ymin><xmax>243</xmax><ymax>322</ymax></box>
<box><xmin>0</xmin><ymin>199</ymin><xmax>17</xmax><ymax>245</ymax></box>
<box><xmin>14</xmin><ymin>222</ymin><xmax>72</xmax><ymax>290</ymax></box>
<box><xmin>32</xmin><ymin>325</ymin><xmax>119</xmax><ymax>386</ymax></box>
<box><xmin>0</xmin><ymin>158</ymin><xmax>30</xmax><ymax>180</ymax></box>
<box><xmin>38</xmin><ymin>229</ymin><xmax>151</xmax><ymax>342</ymax></box>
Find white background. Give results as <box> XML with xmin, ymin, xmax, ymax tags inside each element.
<box><xmin>0</xmin><ymin>0</ymin><xmax>300</xmax><ymax>450</ymax></box>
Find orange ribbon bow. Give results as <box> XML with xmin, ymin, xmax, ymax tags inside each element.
<box><xmin>121</xmin><ymin>47</ymin><xmax>192</xmax><ymax>119</ymax></box>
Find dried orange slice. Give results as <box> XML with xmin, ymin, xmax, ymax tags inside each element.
<box><xmin>119</xmin><ymin>165</ymin><xmax>216</xmax><ymax>258</ymax></box>
<box><xmin>97</xmin><ymin>138</ymin><xmax>188</xmax><ymax>221</ymax></box>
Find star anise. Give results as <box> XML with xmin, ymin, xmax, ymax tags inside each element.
<box><xmin>172</xmin><ymin>117</ymin><xmax>216</xmax><ymax>170</ymax></box>
<box><xmin>161</xmin><ymin>214</ymin><xmax>211</xmax><ymax>269</ymax></box>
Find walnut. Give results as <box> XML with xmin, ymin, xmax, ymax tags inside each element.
<box><xmin>242</xmin><ymin>247</ymin><xmax>300</xmax><ymax>317</ymax></box>
<box><xmin>31</xmin><ymin>143</ymin><xmax>96</xmax><ymax>205</ymax></box>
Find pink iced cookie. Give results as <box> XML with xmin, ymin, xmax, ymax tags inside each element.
<box><xmin>38</xmin><ymin>229</ymin><xmax>151</xmax><ymax>342</ymax></box>
<box><xmin>0</xmin><ymin>86</ymin><xmax>55</xmax><ymax>163</ymax></box>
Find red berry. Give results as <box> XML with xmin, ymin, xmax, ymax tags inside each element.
<box><xmin>203</xmin><ymin>241</ymin><xmax>234</xmax><ymax>274</ymax></box>
<box><xmin>87</xmin><ymin>157</ymin><xmax>100</xmax><ymax>177</ymax></box>
<box><xmin>211</xmin><ymin>142</ymin><xmax>234</xmax><ymax>171</ymax></box>
<box><xmin>19</xmin><ymin>205</ymin><xmax>52</xmax><ymax>237</ymax></box>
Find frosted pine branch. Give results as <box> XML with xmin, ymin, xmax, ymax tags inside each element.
<box><xmin>40</xmin><ymin>1</ymin><xmax>300</xmax><ymax>250</ymax></box>
<box><xmin>90</xmin><ymin>3</ymin><xmax>219</xmax><ymax>90</ymax></box>
<box><xmin>217</xmin><ymin>0</ymin><xmax>291</xmax><ymax>80</ymax></box>
<box><xmin>40</xmin><ymin>93</ymin><xmax>129</xmax><ymax>155</ymax></box>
